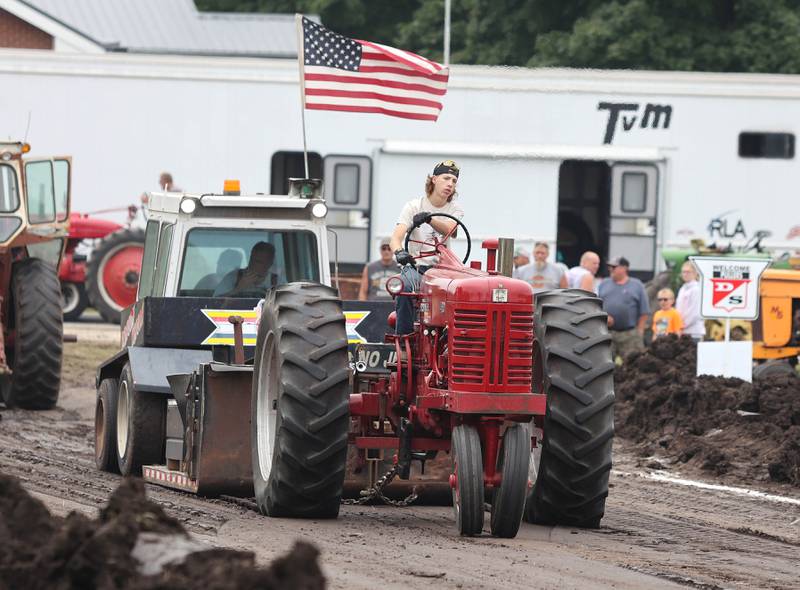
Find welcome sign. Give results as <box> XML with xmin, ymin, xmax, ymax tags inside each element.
<box><xmin>689</xmin><ymin>256</ymin><xmax>771</xmax><ymax>320</ymax></box>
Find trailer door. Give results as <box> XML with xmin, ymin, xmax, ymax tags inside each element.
<box><xmin>323</xmin><ymin>155</ymin><xmax>371</xmax><ymax>268</ymax></box>
<box><xmin>608</xmin><ymin>164</ymin><xmax>658</xmax><ymax>278</ymax></box>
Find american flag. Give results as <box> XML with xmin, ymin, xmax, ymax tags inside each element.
<box><xmin>298</xmin><ymin>16</ymin><xmax>449</xmax><ymax>121</ymax></box>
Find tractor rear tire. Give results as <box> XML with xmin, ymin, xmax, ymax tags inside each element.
<box><xmin>524</xmin><ymin>289</ymin><xmax>615</xmax><ymax>528</ymax></box>
<box><xmin>489</xmin><ymin>424</ymin><xmax>530</xmax><ymax>538</ymax></box>
<box><xmin>86</xmin><ymin>228</ymin><xmax>145</xmax><ymax>324</ymax></box>
<box><xmin>251</xmin><ymin>283</ymin><xmax>350</xmax><ymax>518</ymax></box>
<box><xmin>1</xmin><ymin>258</ymin><xmax>63</xmax><ymax>410</ymax></box>
<box><xmin>116</xmin><ymin>363</ymin><xmax>166</xmax><ymax>476</ymax></box>
<box><xmin>61</xmin><ymin>281</ymin><xmax>89</xmax><ymax>322</ymax></box>
<box><xmin>95</xmin><ymin>378</ymin><xmax>119</xmax><ymax>472</ymax></box>
<box><xmin>451</xmin><ymin>424</ymin><xmax>484</xmax><ymax>536</ymax></box>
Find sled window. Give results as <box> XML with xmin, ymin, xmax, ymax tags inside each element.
<box><xmin>137</xmin><ymin>220</ymin><xmax>161</xmax><ymax>298</ymax></box>
<box><xmin>177</xmin><ymin>228</ymin><xmax>320</xmax><ymax>297</ymax></box>
<box><xmin>152</xmin><ymin>223</ymin><xmax>174</xmax><ymax>296</ymax></box>
<box><xmin>739</xmin><ymin>132</ymin><xmax>795</xmax><ymax>159</ymax></box>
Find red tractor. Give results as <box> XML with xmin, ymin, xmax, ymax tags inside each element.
<box><xmin>59</xmin><ymin>210</ymin><xmax>144</xmax><ymax>322</ymax></box>
<box><xmin>251</xmin><ymin>214</ymin><xmax>615</xmax><ymax>536</ymax></box>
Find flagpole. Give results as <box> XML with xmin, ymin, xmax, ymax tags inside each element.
<box><xmin>443</xmin><ymin>0</ymin><xmax>451</xmax><ymax>67</ymax></box>
<box><xmin>295</xmin><ymin>14</ymin><xmax>310</xmax><ymax>179</ymax></box>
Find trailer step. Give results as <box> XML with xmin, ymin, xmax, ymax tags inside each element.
<box><xmin>143</xmin><ymin>465</ymin><xmax>198</xmax><ymax>494</ymax></box>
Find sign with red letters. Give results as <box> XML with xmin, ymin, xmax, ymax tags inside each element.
<box><xmin>690</xmin><ymin>256</ymin><xmax>771</xmax><ymax>320</ymax></box>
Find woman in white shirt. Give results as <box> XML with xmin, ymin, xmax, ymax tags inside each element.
<box><xmin>675</xmin><ymin>261</ymin><xmax>705</xmax><ymax>340</ymax></box>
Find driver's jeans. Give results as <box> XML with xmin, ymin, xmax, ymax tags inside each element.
<box><xmin>395</xmin><ymin>266</ymin><xmax>424</xmax><ymax>335</ymax></box>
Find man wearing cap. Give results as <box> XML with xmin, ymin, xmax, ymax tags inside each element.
<box><xmin>598</xmin><ymin>256</ymin><xmax>650</xmax><ymax>360</ymax></box>
<box><xmin>390</xmin><ymin>160</ymin><xmax>464</xmax><ymax>334</ymax></box>
<box><xmin>512</xmin><ymin>246</ymin><xmax>530</xmax><ymax>277</ymax></box>
<box><xmin>358</xmin><ymin>237</ymin><xmax>401</xmax><ymax>301</ymax></box>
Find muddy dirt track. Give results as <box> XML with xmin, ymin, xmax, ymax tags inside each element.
<box><xmin>1</xmin><ymin>324</ymin><xmax>799</xmax><ymax>589</ymax></box>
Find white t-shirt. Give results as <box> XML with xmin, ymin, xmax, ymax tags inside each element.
<box><xmin>567</xmin><ymin>266</ymin><xmax>592</xmax><ymax>290</ymax></box>
<box><xmin>397</xmin><ymin>196</ymin><xmax>464</xmax><ymax>262</ymax></box>
<box><xmin>676</xmin><ymin>280</ymin><xmax>704</xmax><ymax>337</ymax></box>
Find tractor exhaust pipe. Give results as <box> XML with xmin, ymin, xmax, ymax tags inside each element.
<box><xmin>496</xmin><ymin>237</ymin><xmax>514</xmax><ymax>277</ymax></box>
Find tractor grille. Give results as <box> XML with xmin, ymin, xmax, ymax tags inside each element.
<box><xmin>450</xmin><ymin>306</ymin><xmax>533</xmax><ymax>391</ymax></box>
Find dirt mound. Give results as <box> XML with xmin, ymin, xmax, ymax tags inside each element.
<box><xmin>615</xmin><ymin>335</ymin><xmax>800</xmax><ymax>486</ymax></box>
<box><xmin>0</xmin><ymin>474</ymin><xmax>325</xmax><ymax>590</ymax></box>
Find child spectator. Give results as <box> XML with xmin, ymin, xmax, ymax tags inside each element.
<box><xmin>652</xmin><ymin>288</ymin><xmax>683</xmax><ymax>339</ymax></box>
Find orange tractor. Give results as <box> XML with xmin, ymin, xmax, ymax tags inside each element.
<box><xmin>752</xmin><ymin>269</ymin><xmax>800</xmax><ymax>378</ymax></box>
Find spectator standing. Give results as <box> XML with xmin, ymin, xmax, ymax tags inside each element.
<box><xmin>516</xmin><ymin>242</ymin><xmax>568</xmax><ymax>293</ymax></box>
<box><xmin>567</xmin><ymin>251</ymin><xmax>600</xmax><ymax>292</ymax></box>
<box><xmin>651</xmin><ymin>288</ymin><xmax>683</xmax><ymax>340</ymax></box>
<box><xmin>598</xmin><ymin>256</ymin><xmax>650</xmax><ymax>360</ymax></box>
<box><xmin>675</xmin><ymin>260</ymin><xmax>705</xmax><ymax>340</ymax></box>
<box><xmin>512</xmin><ymin>246</ymin><xmax>530</xmax><ymax>278</ymax></box>
<box><xmin>358</xmin><ymin>238</ymin><xmax>401</xmax><ymax>301</ymax></box>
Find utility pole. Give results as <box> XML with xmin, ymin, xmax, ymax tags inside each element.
<box><xmin>444</xmin><ymin>0</ymin><xmax>451</xmax><ymax>67</ymax></box>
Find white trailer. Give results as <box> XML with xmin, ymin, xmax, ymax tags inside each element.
<box><xmin>2</xmin><ymin>48</ymin><xmax>799</xmax><ymax>276</ymax></box>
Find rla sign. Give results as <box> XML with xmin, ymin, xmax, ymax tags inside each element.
<box><xmin>690</xmin><ymin>256</ymin><xmax>771</xmax><ymax>320</ymax></box>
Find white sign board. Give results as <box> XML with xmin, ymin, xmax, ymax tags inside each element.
<box><xmin>689</xmin><ymin>256</ymin><xmax>771</xmax><ymax>320</ymax></box>
<box><xmin>696</xmin><ymin>341</ymin><xmax>754</xmax><ymax>382</ymax></box>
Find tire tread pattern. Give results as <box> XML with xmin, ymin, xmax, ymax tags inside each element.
<box><xmin>252</xmin><ymin>282</ymin><xmax>350</xmax><ymax>519</ymax></box>
<box><xmin>4</xmin><ymin>258</ymin><xmax>63</xmax><ymax>410</ymax></box>
<box><xmin>525</xmin><ymin>289</ymin><xmax>615</xmax><ymax>528</ymax></box>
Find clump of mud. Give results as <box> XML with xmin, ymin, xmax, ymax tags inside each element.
<box><xmin>615</xmin><ymin>335</ymin><xmax>800</xmax><ymax>486</ymax></box>
<box><xmin>0</xmin><ymin>474</ymin><xmax>325</xmax><ymax>590</ymax></box>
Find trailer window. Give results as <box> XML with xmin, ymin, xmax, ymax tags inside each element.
<box><xmin>24</xmin><ymin>161</ymin><xmax>56</xmax><ymax>223</ymax></box>
<box><xmin>0</xmin><ymin>165</ymin><xmax>19</xmax><ymax>212</ymax></box>
<box><xmin>137</xmin><ymin>220</ymin><xmax>161</xmax><ymax>298</ymax></box>
<box><xmin>333</xmin><ymin>164</ymin><xmax>359</xmax><ymax>205</ymax></box>
<box><xmin>739</xmin><ymin>132</ymin><xmax>795</xmax><ymax>159</ymax></box>
<box><xmin>178</xmin><ymin>228</ymin><xmax>320</xmax><ymax>298</ymax></box>
<box><xmin>621</xmin><ymin>172</ymin><xmax>647</xmax><ymax>213</ymax></box>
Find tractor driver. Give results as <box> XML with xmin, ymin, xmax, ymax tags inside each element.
<box><xmin>214</xmin><ymin>241</ymin><xmax>278</xmax><ymax>297</ymax></box>
<box><xmin>390</xmin><ymin>160</ymin><xmax>464</xmax><ymax>334</ymax></box>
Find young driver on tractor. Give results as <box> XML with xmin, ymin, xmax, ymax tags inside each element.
<box><xmin>390</xmin><ymin>160</ymin><xmax>464</xmax><ymax>334</ymax></box>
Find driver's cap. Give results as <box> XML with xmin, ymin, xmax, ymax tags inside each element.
<box><xmin>433</xmin><ymin>159</ymin><xmax>459</xmax><ymax>178</ymax></box>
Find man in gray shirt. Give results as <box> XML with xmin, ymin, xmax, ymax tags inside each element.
<box><xmin>598</xmin><ymin>256</ymin><xmax>649</xmax><ymax>361</ymax></box>
<box><xmin>358</xmin><ymin>237</ymin><xmax>401</xmax><ymax>301</ymax></box>
<box><xmin>515</xmin><ymin>242</ymin><xmax>567</xmax><ymax>293</ymax></box>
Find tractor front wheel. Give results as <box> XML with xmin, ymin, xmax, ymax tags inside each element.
<box><xmin>251</xmin><ymin>283</ymin><xmax>350</xmax><ymax>518</ymax></box>
<box><xmin>1</xmin><ymin>258</ymin><xmax>63</xmax><ymax>410</ymax></box>
<box><xmin>489</xmin><ymin>424</ymin><xmax>530</xmax><ymax>538</ymax></box>
<box><xmin>525</xmin><ymin>289</ymin><xmax>615</xmax><ymax>528</ymax></box>
<box><xmin>451</xmin><ymin>424</ymin><xmax>484</xmax><ymax>536</ymax></box>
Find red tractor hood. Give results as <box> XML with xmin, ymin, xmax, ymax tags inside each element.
<box><xmin>68</xmin><ymin>213</ymin><xmax>123</xmax><ymax>240</ymax></box>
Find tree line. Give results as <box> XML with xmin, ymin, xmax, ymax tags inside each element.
<box><xmin>196</xmin><ymin>0</ymin><xmax>800</xmax><ymax>73</ymax></box>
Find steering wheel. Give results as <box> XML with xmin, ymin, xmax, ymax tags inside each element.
<box><xmin>403</xmin><ymin>212</ymin><xmax>471</xmax><ymax>265</ymax></box>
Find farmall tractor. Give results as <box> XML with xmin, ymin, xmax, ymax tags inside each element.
<box><xmin>251</xmin><ymin>213</ymin><xmax>615</xmax><ymax>535</ymax></box>
<box><xmin>95</xmin><ymin>182</ymin><xmax>614</xmax><ymax>537</ymax></box>
<box><xmin>0</xmin><ymin>141</ymin><xmax>70</xmax><ymax>409</ymax></box>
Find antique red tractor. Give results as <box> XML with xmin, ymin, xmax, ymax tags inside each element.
<box><xmin>59</xmin><ymin>210</ymin><xmax>144</xmax><ymax>322</ymax></box>
<box><xmin>250</xmin><ymin>214</ymin><xmax>615</xmax><ymax>536</ymax></box>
